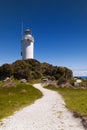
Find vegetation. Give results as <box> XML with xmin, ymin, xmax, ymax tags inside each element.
<box><xmin>0</xmin><ymin>83</ymin><xmax>42</xmax><ymax>120</ymax></box>
<box><xmin>45</xmin><ymin>85</ymin><xmax>87</xmax><ymax>116</ymax></box>
<box><xmin>0</xmin><ymin>59</ymin><xmax>72</xmax><ymax>81</ymax></box>
<box><xmin>0</xmin><ymin>59</ymin><xmax>73</xmax><ymax>121</ymax></box>
<box><xmin>57</xmin><ymin>77</ymin><xmax>67</xmax><ymax>85</ymax></box>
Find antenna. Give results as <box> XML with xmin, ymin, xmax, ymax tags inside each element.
<box><xmin>21</xmin><ymin>21</ymin><xmax>24</xmax><ymax>57</ymax></box>
<box><xmin>21</xmin><ymin>21</ymin><xmax>23</xmax><ymax>38</ymax></box>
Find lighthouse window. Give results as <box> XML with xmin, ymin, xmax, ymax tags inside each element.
<box><xmin>27</xmin><ymin>39</ymin><xmax>30</xmax><ymax>41</ymax></box>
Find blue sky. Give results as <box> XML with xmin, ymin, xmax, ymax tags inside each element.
<box><xmin>0</xmin><ymin>0</ymin><xmax>87</xmax><ymax>75</ymax></box>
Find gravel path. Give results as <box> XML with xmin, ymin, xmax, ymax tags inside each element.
<box><xmin>0</xmin><ymin>84</ymin><xmax>84</xmax><ymax>130</ymax></box>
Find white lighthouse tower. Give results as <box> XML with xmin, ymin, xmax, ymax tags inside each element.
<box><xmin>21</xmin><ymin>29</ymin><xmax>34</xmax><ymax>59</ymax></box>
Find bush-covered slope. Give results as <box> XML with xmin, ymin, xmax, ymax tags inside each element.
<box><xmin>0</xmin><ymin>59</ymin><xmax>72</xmax><ymax>81</ymax></box>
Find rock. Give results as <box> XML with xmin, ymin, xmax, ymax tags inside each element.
<box><xmin>60</xmin><ymin>83</ymin><xmax>73</xmax><ymax>88</ymax></box>
<box><xmin>82</xmin><ymin>116</ymin><xmax>87</xmax><ymax>129</ymax></box>
<box><xmin>20</xmin><ymin>79</ymin><xmax>27</xmax><ymax>83</ymax></box>
<box><xmin>73</xmin><ymin>112</ymin><xmax>87</xmax><ymax>129</ymax></box>
<box><xmin>3</xmin><ymin>77</ymin><xmax>10</xmax><ymax>82</ymax></box>
<box><xmin>41</xmin><ymin>78</ymin><xmax>48</xmax><ymax>83</ymax></box>
<box><xmin>73</xmin><ymin>112</ymin><xmax>81</xmax><ymax>118</ymax></box>
<box><xmin>76</xmin><ymin>79</ymin><xmax>82</xmax><ymax>83</ymax></box>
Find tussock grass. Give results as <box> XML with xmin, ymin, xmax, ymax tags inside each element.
<box><xmin>29</xmin><ymin>79</ymin><xmax>41</xmax><ymax>84</ymax></box>
<box><xmin>0</xmin><ymin>83</ymin><xmax>42</xmax><ymax>120</ymax></box>
<box><xmin>45</xmin><ymin>85</ymin><xmax>87</xmax><ymax>116</ymax></box>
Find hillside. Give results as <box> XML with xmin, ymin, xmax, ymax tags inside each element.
<box><xmin>0</xmin><ymin>59</ymin><xmax>72</xmax><ymax>81</ymax></box>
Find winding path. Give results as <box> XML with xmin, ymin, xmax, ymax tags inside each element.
<box><xmin>0</xmin><ymin>84</ymin><xmax>84</xmax><ymax>130</ymax></box>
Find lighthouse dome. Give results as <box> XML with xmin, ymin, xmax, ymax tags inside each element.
<box><xmin>24</xmin><ymin>29</ymin><xmax>31</xmax><ymax>35</ymax></box>
<box><xmin>22</xmin><ymin>29</ymin><xmax>34</xmax><ymax>42</ymax></box>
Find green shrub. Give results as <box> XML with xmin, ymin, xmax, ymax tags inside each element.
<box><xmin>57</xmin><ymin>77</ymin><xmax>67</xmax><ymax>85</ymax></box>
<box><xmin>0</xmin><ymin>59</ymin><xmax>72</xmax><ymax>81</ymax></box>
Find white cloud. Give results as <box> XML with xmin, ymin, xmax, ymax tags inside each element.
<box><xmin>73</xmin><ymin>70</ymin><xmax>87</xmax><ymax>76</ymax></box>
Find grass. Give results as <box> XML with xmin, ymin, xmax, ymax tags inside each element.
<box><xmin>29</xmin><ymin>79</ymin><xmax>41</xmax><ymax>84</ymax></box>
<box><xmin>0</xmin><ymin>83</ymin><xmax>42</xmax><ymax>120</ymax></box>
<box><xmin>45</xmin><ymin>85</ymin><xmax>87</xmax><ymax>116</ymax></box>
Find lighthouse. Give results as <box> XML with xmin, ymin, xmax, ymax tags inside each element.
<box><xmin>21</xmin><ymin>29</ymin><xmax>34</xmax><ymax>59</ymax></box>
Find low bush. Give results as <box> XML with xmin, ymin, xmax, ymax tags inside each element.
<box><xmin>57</xmin><ymin>77</ymin><xmax>67</xmax><ymax>85</ymax></box>
<box><xmin>0</xmin><ymin>59</ymin><xmax>73</xmax><ymax>81</ymax></box>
